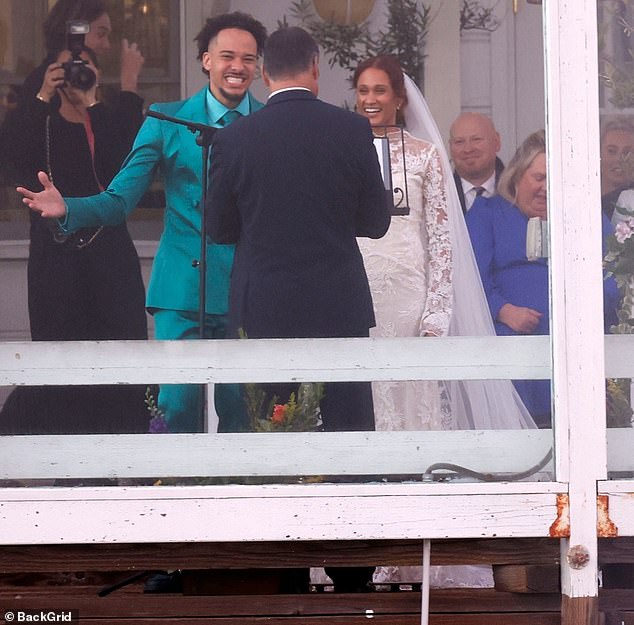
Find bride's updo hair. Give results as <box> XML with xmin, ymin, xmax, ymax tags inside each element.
<box><xmin>352</xmin><ymin>55</ymin><xmax>408</xmax><ymax>123</ymax></box>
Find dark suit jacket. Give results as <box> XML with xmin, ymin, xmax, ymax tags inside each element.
<box><xmin>207</xmin><ymin>89</ymin><xmax>390</xmax><ymax>339</ymax></box>
<box><xmin>454</xmin><ymin>156</ymin><xmax>505</xmax><ymax>213</ymax></box>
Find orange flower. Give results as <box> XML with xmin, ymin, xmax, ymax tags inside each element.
<box><xmin>271</xmin><ymin>404</ymin><xmax>287</xmax><ymax>424</ymax></box>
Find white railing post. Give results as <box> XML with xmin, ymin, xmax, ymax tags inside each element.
<box><xmin>544</xmin><ymin>0</ymin><xmax>605</xmax><ymax>622</ymax></box>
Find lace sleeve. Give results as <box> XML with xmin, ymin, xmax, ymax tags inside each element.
<box><xmin>418</xmin><ymin>143</ymin><xmax>452</xmax><ymax>336</ymax></box>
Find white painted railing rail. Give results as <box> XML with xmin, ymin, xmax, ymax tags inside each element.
<box><xmin>3</xmin><ymin>334</ymin><xmax>631</xmax><ymax>386</ymax></box>
<box><xmin>0</xmin><ymin>334</ymin><xmax>558</xmax><ymax>480</ymax></box>
<box><xmin>1</xmin><ymin>334</ymin><xmax>633</xmax><ymax>482</ymax></box>
<box><xmin>0</xmin><ymin>335</ymin><xmax>550</xmax><ymax>385</ymax></box>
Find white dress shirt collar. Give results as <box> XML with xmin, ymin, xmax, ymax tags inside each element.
<box><xmin>267</xmin><ymin>86</ymin><xmax>312</xmax><ymax>100</ymax></box>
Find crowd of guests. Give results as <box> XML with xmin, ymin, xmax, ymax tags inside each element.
<box><xmin>1</xmin><ymin>2</ymin><xmax>627</xmax><ymax>439</ymax></box>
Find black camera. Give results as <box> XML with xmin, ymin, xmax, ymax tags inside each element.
<box><xmin>60</xmin><ymin>21</ymin><xmax>96</xmax><ymax>91</ymax></box>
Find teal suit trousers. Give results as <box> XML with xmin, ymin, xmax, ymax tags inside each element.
<box><xmin>152</xmin><ymin>308</ymin><xmax>247</xmax><ymax>433</ymax></box>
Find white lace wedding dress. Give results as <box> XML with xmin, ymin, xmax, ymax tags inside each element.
<box><xmin>357</xmin><ymin>129</ymin><xmax>452</xmax><ymax>432</ymax></box>
<box><xmin>359</xmin><ymin>130</ymin><xmax>492</xmax><ymax>588</ymax></box>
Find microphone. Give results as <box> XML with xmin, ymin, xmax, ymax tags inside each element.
<box><xmin>146</xmin><ymin>110</ymin><xmax>217</xmax><ymax>136</ymax></box>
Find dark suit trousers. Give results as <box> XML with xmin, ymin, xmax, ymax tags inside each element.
<box><xmin>262</xmin><ymin>379</ymin><xmax>374</xmax><ymax>432</ymax></box>
<box><xmin>261</xmin><ymin>328</ymin><xmax>375</xmax><ymax>432</ymax></box>
<box><xmin>261</xmin><ymin>330</ymin><xmax>375</xmax><ymax>590</ymax></box>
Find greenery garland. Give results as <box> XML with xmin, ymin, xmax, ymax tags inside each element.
<box><xmin>280</xmin><ymin>0</ymin><xmax>430</xmax><ymax>84</ymax></box>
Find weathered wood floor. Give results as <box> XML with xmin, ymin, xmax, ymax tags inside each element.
<box><xmin>0</xmin><ymin>538</ymin><xmax>632</xmax><ymax>624</ymax></box>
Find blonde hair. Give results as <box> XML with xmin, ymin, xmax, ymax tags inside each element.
<box><xmin>497</xmin><ymin>130</ymin><xmax>546</xmax><ymax>205</ymax></box>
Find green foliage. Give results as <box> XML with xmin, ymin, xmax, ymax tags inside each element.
<box><xmin>605</xmin><ymin>210</ymin><xmax>634</xmax><ymax>291</ymax></box>
<box><xmin>281</xmin><ymin>0</ymin><xmax>430</xmax><ymax>83</ymax></box>
<box><xmin>607</xmin><ymin>378</ymin><xmax>634</xmax><ymax>428</ymax></box>
<box><xmin>146</xmin><ymin>387</ymin><xmax>169</xmax><ymax>433</ymax></box>
<box><xmin>459</xmin><ymin>0</ymin><xmax>500</xmax><ymax>33</ymax></box>
<box><xmin>245</xmin><ymin>382</ymin><xmax>325</xmax><ymax>432</ymax></box>
<box><xmin>604</xmin><ymin>196</ymin><xmax>634</xmax><ymax>427</ymax></box>
<box><xmin>599</xmin><ymin>0</ymin><xmax>634</xmax><ymax>108</ymax></box>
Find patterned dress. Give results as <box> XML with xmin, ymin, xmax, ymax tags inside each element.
<box><xmin>358</xmin><ymin>131</ymin><xmax>492</xmax><ymax>588</ymax></box>
<box><xmin>357</xmin><ymin>130</ymin><xmax>452</xmax><ymax>431</ymax></box>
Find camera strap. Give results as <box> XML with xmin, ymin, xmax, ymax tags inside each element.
<box><xmin>45</xmin><ymin>114</ymin><xmax>104</xmax><ymax>249</ymax></box>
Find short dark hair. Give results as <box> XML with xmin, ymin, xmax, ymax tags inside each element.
<box><xmin>195</xmin><ymin>11</ymin><xmax>267</xmax><ymax>74</ymax></box>
<box><xmin>43</xmin><ymin>0</ymin><xmax>107</xmax><ymax>55</ymax></box>
<box><xmin>263</xmin><ymin>27</ymin><xmax>319</xmax><ymax>80</ymax></box>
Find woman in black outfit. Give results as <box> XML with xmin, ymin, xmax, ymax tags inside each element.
<box><xmin>0</xmin><ymin>2</ymin><xmax>149</xmax><ymax>434</ymax></box>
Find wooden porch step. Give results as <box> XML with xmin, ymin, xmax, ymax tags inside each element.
<box><xmin>0</xmin><ymin>538</ymin><xmax>632</xmax><ymax>623</ymax></box>
<box><xmin>0</xmin><ymin>586</ymin><xmax>562</xmax><ymax>624</ymax></box>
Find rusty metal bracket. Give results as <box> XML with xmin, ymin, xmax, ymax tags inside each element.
<box><xmin>549</xmin><ymin>493</ymin><xmax>570</xmax><ymax>537</ymax></box>
<box><xmin>597</xmin><ymin>495</ymin><xmax>618</xmax><ymax>538</ymax></box>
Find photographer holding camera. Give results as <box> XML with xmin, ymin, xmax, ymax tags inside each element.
<box><xmin>12</xmin><ymin>0</ymin><xmax>144</xmax><ymax>114</ymax></box>
<box><xmin>0</xmin><ymin>1</ymin><xmax>149</xmax><ymax>435</ymax></box>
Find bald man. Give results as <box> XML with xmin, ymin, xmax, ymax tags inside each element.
<box><xmin>450</xmin><ymin>112</ymin><xmax>504</xmax><ymax>213</ymax></box>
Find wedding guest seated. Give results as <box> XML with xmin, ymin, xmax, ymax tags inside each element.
<box><xmin>466</xmin><ymin>130</ymin><xmax>620</xmax><ymax>428</ymax></box>
<box><xmin>600</xmin><ymin>116</ymin><xmax>634</xmax><ymax>220</ymax></box>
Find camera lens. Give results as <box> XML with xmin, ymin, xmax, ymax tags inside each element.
<box><xmin>63</xmin><ymin>60</ymin><xmax>96</xmax><ymax>91</ymax></box>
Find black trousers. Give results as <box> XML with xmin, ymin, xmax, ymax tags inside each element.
<box><xmin>260</xmin><ymin>379</ymin><xmax>374</xmax><ymax>432</ymax></box>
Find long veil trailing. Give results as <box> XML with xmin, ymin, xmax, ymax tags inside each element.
<box><xmin>402</xmin><ymin>74</ymin><xmax>536</xmax><ymax>430</ymax></box>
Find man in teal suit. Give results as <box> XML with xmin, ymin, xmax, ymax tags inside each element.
<box><xmin>17</xmin><ymin>12</ymin><xmax>268</xmax><ymax>433</ymax></box>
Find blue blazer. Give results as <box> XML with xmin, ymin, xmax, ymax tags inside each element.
<box><xmin>466</xmin><ymin>194</ymin><xmax>620</xmax><ymax>335</ymax></box>
<box><xmin>63</xmin><ymin>86</ymin><xmax>263</xmax><ymax>314</ymax></box>
<box><xmin>207</xmin><ymin>89</ymin><xmax>390</xmax><ymax>338</ymax></box>
<box><xmin>466</xmin><ymin>194</ymin><xmax>620</xmax><ymax>422</ymax></box>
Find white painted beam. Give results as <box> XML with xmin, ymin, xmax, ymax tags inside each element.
<box><xmin>0</xmin><ymin>483</ymin><xmax>564</xmax><ymax>545</ymax></box>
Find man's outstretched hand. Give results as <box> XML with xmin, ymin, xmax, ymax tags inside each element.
<box><xmin>17</xmin><ymin>171</ymin><xmax>67</xmax><ymax>219</ymax></box>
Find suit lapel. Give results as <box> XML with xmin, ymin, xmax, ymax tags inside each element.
<box><xmin>163</xmin><ymin>88</ymin><xmax>209</xmax><ymax>186</ymax></box>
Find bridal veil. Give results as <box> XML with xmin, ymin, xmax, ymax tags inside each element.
<box><xmin>402</xmin><ymin>74</ymin><xmax>536</xmax><ymax>430</ymax></box>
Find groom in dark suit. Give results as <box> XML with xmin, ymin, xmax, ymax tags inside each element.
<box><xmin>207</xmin><ymin>26</ymin><xmax>390</xmax><ymax>433</ymax></box>
<box><xmin>207</xmin><ymin>26</ymin><xmax>390</xmax><ymax>593</ymax></box>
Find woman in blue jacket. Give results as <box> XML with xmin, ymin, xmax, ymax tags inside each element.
<box><xmin>466</xmin><ymin>130</ymin><xmax>619</xmax><ymax>427</ymax></box>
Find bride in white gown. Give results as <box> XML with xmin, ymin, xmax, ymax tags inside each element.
<box><xmin>351</xmin><ymin>55</ymin><xmax>536</xmax><ymax>587</ymax></box>
<box><xmin>353</xmin><ymin>55</ymin><xmax>537</xmax><ymax>436</ymax></box>
<box><xmin>355</xmin><ymin>58</ymin><xmax>453</xmax><ymax>431</ymax></box>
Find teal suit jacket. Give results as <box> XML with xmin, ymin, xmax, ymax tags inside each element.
<box><xmin>63</xmin><ymin>86</ymin><xmax>263</xmax><ymax>314</ymax></box>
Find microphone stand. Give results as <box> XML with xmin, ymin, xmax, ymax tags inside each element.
<box><xmin>146</xmin><ymin>110</ymin><xmax>217</xmax><ymax>432</ymax></box>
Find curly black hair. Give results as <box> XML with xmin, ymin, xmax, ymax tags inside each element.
<box><xmin>195</xmin><ymin>11</ymin><xmax>267</xmax><ymax>75</ymax></box>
